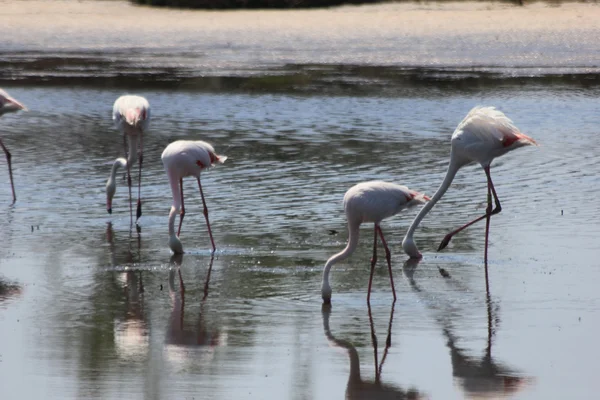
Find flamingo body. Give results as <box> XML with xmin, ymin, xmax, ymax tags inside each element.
<box><xmin>0</xmin><ymin>89</ymin><xmax>27</xmax><ymax>203</ymax></box>
<box><xmin>162</xmin><ymin>140</ymin><xmax>227</xmax><ymax>254</ymax></box>
<box><xmin>451</xmin><ymin>106</ymin><xmax>536</xmax><ymax>168</ymax></box>
<box><xmin>402</xmin><ymin>106</ymin><xmax>537</xmax><ymax>262</ymax></box>
<box><xmin>321</xmin><ymin>181</ymin><xmax>429</xmax><ymax>304</ymax></box>
<box><xmin>113</xmin><ymin>95</ymin><xmax>150</xmax><ymax>134</ymax></box>
<box><xmin>106</xmin><ymin>95</ymin><xmax>150</xmax><ymax>221</ymax></box>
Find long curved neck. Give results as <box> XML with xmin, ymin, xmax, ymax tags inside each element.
<box><xmin>322</xmin><ymin>219</ymin><xmax>360</xmax><ymax>291</ymax></box>
<box><xmin>125</xmin><ymin>135</ymin><xmax>138</xmax><ymax>167</ymax></box>
<box><xmin>107</xmin><ymin>157</ymin><xmax>127</xmax><ymax>187</ymax></box>
<box><xmin>106</xmin><ymin>136</ymin><xmax>138</xmax><ymax>188</ymax></box>
<box><xmin>405</xmin><ymin>158</ymin><xmax>461</xmax><ymax>241</ymax></box>
<box><xmin>167</xmin><ymin>173</ymin><xmax>181</xmax><ymax>237</ymax></box>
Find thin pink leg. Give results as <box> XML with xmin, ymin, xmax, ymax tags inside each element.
<box><xmin>0</xmin><ymin>138</ymin><xmax>16</xmax><ymax>203</ymax></box>
<box><xmin>484</xmin><ymin>172</ymin><xmax>492</xmax><ymax>292</ymax></box>
<box><xmin>377</xmin><ymin>225</ymin><xmax>397</xmax><ymax>302</ymax></box>
<box><xmin>438</xmin><ymin>165</ymin><xmax>501</xmax><ymax>251</ymax></box>
<box><xmin>197</xmin><ymin>177</ymin><xmax>216</xmax><ymax>253</ymax></box>
<box><xmin>367</xmin><ymin>225</ymin><xmax>378</xmax><ymax>303</ymax></box>
<box><xmin>136</xmin><ymin>132</ymin><xmax>143</xmax><ymax>222</ymax></box>
<box><xmin>124</xmin><ymin>134</ymin><xmax>133</xmax><ymax>225</ymax></box>
<box><xmin>178</xmin><ymin>178</ymin><xmax>185</xmax><ymax>236</ymax></box>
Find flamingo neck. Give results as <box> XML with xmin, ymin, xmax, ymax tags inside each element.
<box><xmin>108</xmin><ymin>158</ymin><xmax>127</xmax><ymax>184</ymax></box>
<box><xmin>321</xmin><ymin>219</ymin><xmax>360</xmax><ymax>302</ymax></box>
<box><xmin>105</xmin><ymin>136</ymin><xmax>138</xmax><ymax>202</ymax></box>
<box><xmin>402</xmin><ymin>157</ymin><xmax>461</xmax><ymax>258</ymax></box>
<box><xmin>125</xmin><ymin>135</ymin><xmax>138</xmax><ymax>167</ymax></box>
<box><xmin>166</xmin><ymin>173</ymin><xmax>184</xmax><ymax>254</ymax></box>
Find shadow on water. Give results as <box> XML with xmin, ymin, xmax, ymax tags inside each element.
<box><xmin>322</xmin><ymin>302</ymin><xmax>422</xmax><ymax>399</ymax></box>
<box><xmin>402</xmin><ymin>259</ymin><xmax>533</xmax><ymax>399</ymax></box>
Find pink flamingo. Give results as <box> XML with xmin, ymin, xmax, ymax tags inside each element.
<box><xmin>106</xmin><ymin>95</ymin><xmax>150</xmax><ymax>223</ymax></box>
<box><xmin>0</xmin><ymin>89</ymin><xmax>27</xmax><ymax>203</ymax></box>
<box><xmin>162</xmin><ymin>140</ymin><xmax>227</xmax><ymax>254</ymax></box>
<box><xmin>402</xmin><ymin>106</ymin><xmax>537</xmax><ymax>264</ymax></box>
<box><xmin>321</xmin><ymin>181</ymin><xmax>430</xmax><ymax>304</ymax></box>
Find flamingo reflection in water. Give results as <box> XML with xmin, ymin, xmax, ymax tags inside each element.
<box><xmin>106</xmin><ymin>223</ymin><xmax>149</xmax><ymax>360</ymax></box>
<box><xmin>165</xmin><ymin>254</ymin><xmax>226</xmax><ymax>367</ymax></box>
<box><xmin>403</xmin><ymin>259</ymin><xmax>533</xmax><ymax>398</ymax></box>
<box><xmin>322</xmin><ymin>304</ymin><xmax>422</xmax><ymax>400</ymax></box>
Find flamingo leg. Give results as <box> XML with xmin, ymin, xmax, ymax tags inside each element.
<box><xmin>438</xmin><ymin>166</ymin><xmax>502</xmax><ymax>251</ymax></box>
<box><xmin>367</xmin><ymin>225</ymin><xmax>378</xmax><ymax>303</ymax></box>
<box><xmin>177</xmin><ymin>178</ymin><xmax>185</xmax><ymax>236</ymax></box>
<box><xmin>123</xmin><ymin>134</ymin><xmax>133</xmax><ymax>225</ymax></box>
<box><xmin>377</xmin><ymin>225</ymin><xmax>397</xmax><ymax>302</ymax></box>
<box><xmin>484</xmin><ymin>172</ymin><xmax>492</xmax><ymax>288</ymax></box>
<box><xmin>0</xmin><ymin>138</ymin><xmax>16</xmax><ymax>203</ymax></box>
<box><xmin>197</xmin><ymin>177</ymin><xmax>216</xmax><ymax>253</ymax></box>
<box><xmin>136</xmin><ymin>132</ymin><xmax>143</xmax><ymax>222</ymax></box>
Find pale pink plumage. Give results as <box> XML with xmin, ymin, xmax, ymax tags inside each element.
<box><xmin>162</xmin><ymin>140</ymin><xmax>227</xmax><ymax>254</ymax></box>
<box><xmin>0</xmin><ymin>88</ymin><xmax>27</xmax><ymax>203</ymax></box>
<box><xmin>402</xmin><ymin>106</ymin><xmax>538</xmax><ymax>272</ymax></box>
<box><xmin>321</xmin><ymin>180</ymin><xmax>430</xmax><ymax>304</ymax></box>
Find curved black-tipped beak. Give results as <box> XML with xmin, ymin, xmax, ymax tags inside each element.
<box><xmin>107</xmin><ymin>208</ymin><xmax>112</xmax><ymax>214</ymax></box>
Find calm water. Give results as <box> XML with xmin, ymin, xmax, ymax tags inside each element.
<box><xmin>1</xmin><ymin>2</ymin><xmax>600</xmax><ymax>400</ymax></box>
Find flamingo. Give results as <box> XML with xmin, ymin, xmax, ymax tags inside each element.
<box><xmin>162</xmin><ymin>140</ymin><xmax>227</xmax><ymax>254</ymax></box>
<box><xmin>105</xmin><ymin>95</ymin><xmax>150</xmax><ymax>223</ymax></box>
<box><xmin>321</xmin><ymin>181</ymin><xmax>430</xmax><ymax>304</ymax></box>
<box><xmin>402</xmin><ymin>106</ymin><xmax>537</xmax><ymax>264</ymax></box>
<box><xmin>0</xmin><ymin>89</ymin><xmax>27</xmax><ymax>203</ymax></box>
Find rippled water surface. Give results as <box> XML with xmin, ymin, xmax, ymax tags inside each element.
<box><xmin>1</xmin><ymin>1</ymin><xmax>599</xmax><ymax>399</ymax></box>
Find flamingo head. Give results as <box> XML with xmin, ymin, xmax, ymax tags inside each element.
<box><xmin>169</xmin><ymin>234</ymin><xmax>184</xmax><ymax>255</ymax></box>
<box><xmin>402</xmin><ymin>235</ymin><xmax>422</xmax><ymax>259</ymax></box>
<box><xmin>106</xmin><ymin>179</ymin><xmax>117</xmax><ymax>214</ymax></box>
<box><xmin>321</xmin><ymin>282</ymin><xmax>332</xmax><ymax>305</ymax></box>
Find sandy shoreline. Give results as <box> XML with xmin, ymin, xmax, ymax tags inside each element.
<box><xmin>1</xmin><ymin>0</ymin><xmax>599</xmax><ymax>76</ymax></box>
<box><xmin>3</xmin><ymin>1</ymin><xmax>599</xmax><ymax>47</ymax></box>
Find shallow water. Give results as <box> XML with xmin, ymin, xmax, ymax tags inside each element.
<box><xmin>1</xmin><ymin>1</ymin><xmax>600</xmax><ymax>400</ymax></box>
